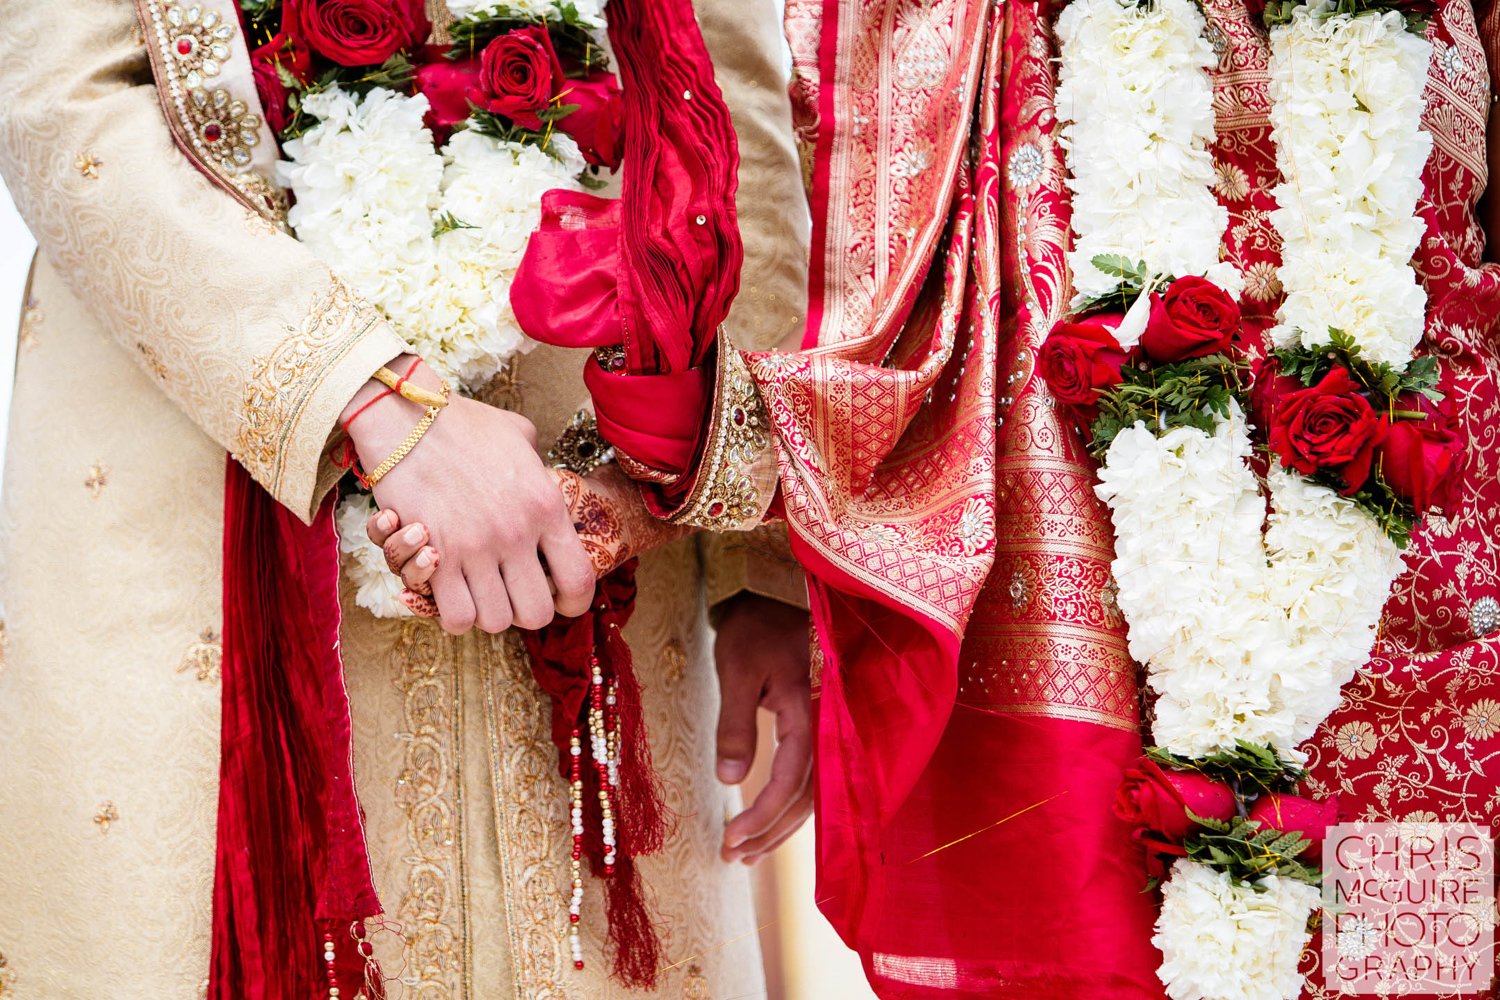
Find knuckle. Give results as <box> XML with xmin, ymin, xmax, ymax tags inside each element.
<box><xmin>513</xmin><ymin>610</ymin><xmax>551</xmax><ymax>631</ymax></box>
<box><xmin>442</xmin><ymin>612</ymin><xmax>475</xmax><ymax>636</ymax></box>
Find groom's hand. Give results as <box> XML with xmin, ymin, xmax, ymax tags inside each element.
<box><xmin>344</xmin><ymin>358</ymin><xmax>595</xmax><ymax>635</ymax></box>
<box><xmin>714</xmin><ymin>593</ymin><xmax>814</xmax><ymax>864</ymax></box>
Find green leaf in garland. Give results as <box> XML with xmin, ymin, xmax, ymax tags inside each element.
<box><xmin>1146</xmin><ymin>742</ymin><xmax>1307</xmax><ymax>796</ymax></box>
<box><xmin>432</xmin><ymin>211</ymin><xmax>479</xmax><ymax>238</ymax></box>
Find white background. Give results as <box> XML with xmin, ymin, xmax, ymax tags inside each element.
<box><xmin>0</xmin><ymin>180</ymin><xmax>34</xmax><ymax>477</ymax></box>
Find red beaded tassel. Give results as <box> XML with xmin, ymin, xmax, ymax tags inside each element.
<box><xmin>319</xmin><ymin>920</ymin><xmax>381</xmax><ymax>1000</ymax></box>
<box><xmin>521</xmin><ymin>563</ymin><xmax>669</xmax><ymax>988</ymax></box>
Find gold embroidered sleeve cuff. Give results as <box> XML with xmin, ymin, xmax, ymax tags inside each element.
<box><xmin>235</xmin><ymin>278</ymin><xmax>409</xmax><ymax>522</ymax></box>
<box><xmin>662</xmin><ymin>332</ymin><xmax>780</xmax><ymax>531</ymax></box>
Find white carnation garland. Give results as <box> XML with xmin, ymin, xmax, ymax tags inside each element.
<box><xmin>1055</xmin><ymin>0</ymin><xmax>1432</xmax><ymax>997</ymax></box>
<box><xmin>277</xmin><ymin>10</ymin><xmax>605</xmax><ymax>618</ymax></box>
<box><xmin>1267</xmin><ymin>3</ymin><xmax>1433</xmax><ymax>368</ymax></box>
<box><xmin>1055</xmin><ymin>0</ymin><xmax>1235</xmax><ymax>305</ymax></box>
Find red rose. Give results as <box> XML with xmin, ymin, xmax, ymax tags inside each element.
<box><xmin>472</xmin><ymin>26</ymin><xmax>564</xmax><ymax>131</ymax></box>
<box><xmin>290</xmin><ymin>0</ymin><xmax>429</xmax><ymax>68</ymax></box>
<box><xmin>1248</xmin><ymin>356</ymin><xmax>1305</xmax><ymax>431</ymax></box>
<box><xmin>1267</xmin><ymin>367</ymin><xmax>1385</xmax><ymax>494</ymax></box>
<box><xmin>1136</xmin><ymin>829</ymin><xmax>1190</xmax><ymax>881</ymax></box>
<box><xmin>1247</xmin><ymin>793</ymin><xmax>1339</xmax><ymax>860</ymax></box>
<box><xmin>415</xmin><ymin>47</ymin><xmax>480</xmax><ymax>142</ymax></box>
<box><xmin>556</xmin><ymin>71</ymin><xmax>625</xmax><ymax>170</ymax></box>
<box><xmin>1377</xmin><ymin>392</ymin><xmax>1463</xmax><ymax>515</ymax></box>
<box><xmin>251</xmin><ymin>32</ymin><xmax>313</xmax><ymax>134</ymax></box>
<box><xmin>1115</xmin><ymin>757</ymin><xmax>1238</xmax><ymax>842</ymax></box>
<box><xmin>1140</xmin><ymin>276</ymin><xmax>1242</xmax><ymax>363</ymax></box>
<box><xmin>1040</xmin><ymin>317</ymin><xmax>1128</xmax><ymax>412</ymax></box>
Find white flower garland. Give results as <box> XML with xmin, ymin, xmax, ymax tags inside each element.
<box><xmin>1096</xmin><ymin>412</ymin><xmax>1405</xmax><ymax>761</ymax></box>
<box><xmin>447</xmin><ymin>0</ymin><xmax>607</xmax><ymax>28</ymax></box>
<box><xmin>1152</xmin><ymin>861</ymin><xmax>1323</xmax><ymax>1000</ymax></box>
<box><xmin>279</xmin><ymin>86</ymin><xmax>585</xmax><ymax>393</ymax></box>
<box><xmin>1267</xmin><ymin>1</ymin><xmax>1433</xmax><ymax>366</ymax></box>
<box><xmin>1057</xmin><ymin>1</ymin><xmax>1432</xmax><ymax>996</ymax></box>
<box><xmin>1054</xmin><ymin>0</ymin><xmax>1238</xmax><ymax>305</ymax></box>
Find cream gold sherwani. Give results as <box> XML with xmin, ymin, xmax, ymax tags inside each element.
<box><xmin>0</xmin><ymin>0</ymin><xmax>809</xmax><ymax>996</ymax></box>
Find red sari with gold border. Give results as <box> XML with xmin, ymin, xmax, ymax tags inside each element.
<box><xmin>758</xmin><ymin>0</ymin><xmax>1164</xmax><ymax>994</ymax></box>
<box><xmin>769</xmin><ymin>0</ymin><xmax>1500</xmax><ymax>996</ymax></box>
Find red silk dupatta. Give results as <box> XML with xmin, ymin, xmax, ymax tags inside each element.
<box><xmin>213</xmin><ymin>461</ymin><xmax>384</xmax><ymax>1000</ymax></box>
<box><xmin>755</xmin><ymin>0</ymin><xmax>1164</xmax><ymax>994</ymax></box>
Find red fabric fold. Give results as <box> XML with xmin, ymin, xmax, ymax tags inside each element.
<box><xmin>211</xmin><ymin>459</ymin><xmax>383</xmax><ymax>1000</ymax></box>
<box><xmin>509</xmin><ymin>0</ymin><xmax>741</xmax><ymax>485</ymax></box>
<box><xmin>520</xmin><ymin>562</ymin><xmax>670</xmax><ymax>988</ymax></box>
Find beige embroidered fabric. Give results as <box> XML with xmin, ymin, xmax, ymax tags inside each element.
<box><xmin>0</xmin><ymin>0</ymin><xmax>807</xmax><ymax>995</ymax></box>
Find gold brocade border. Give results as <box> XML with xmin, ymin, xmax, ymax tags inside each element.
<box><xmin>666</xmin><ymin>333</ymin><xmax>779</xmax><ymax>531</ymax></box>
<box><xmin>392</xmin><ymin>620</ymin><xmax>470</xmax><ymax>999</ymax></box>
<box><xmin>960</xmin><ymin>442</ymin><xmax>1139</xmax><ymax>730</ymax></box>
<box><xmin>235</xmin><ymin>276</ymin><xmax>382</xmax><ymax>497</ymax></box>
<box><xmin>816</xmin><ymin>0</ymin><xmax>989</xmax><ymax>349</ymax></box>
<box><xmin>480</xmin><ymin>634</ymin><xmax>568</xmax><ymax>1000</ymax></box>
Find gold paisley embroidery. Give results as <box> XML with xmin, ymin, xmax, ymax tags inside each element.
<box><xmin>235</xmin><ymin>276</ymin><xmax>382</xmax><ymax>496</ymax></box>
<box><xmin>682</xmin><ymin>962</ymin><xmax>710</xmax><ymax>999</ymax></box>
<box><xmin>660</xmin><ymin>638</ymin><xmax>687</xmax><ymax>690</ymax></box>
<box><xmin>18</xmin><ymin>294</ymin><xmax>40</xmax><ymax>353</ymax></box>
<box><xmin>392</xmin><ymin>620</ymin><xmax>467</xmax><ymax>999</ymax></box>
<box><xmin>0</xmin><ymin>950</ymin><xmax>12</xmax><ymax>997</ymax></box>
<box><xmin>482</xmin><ymin>633</ymin><xmax>568</xmax><ymax>998</ymax></box>
<box><xmin>136</xmin><ymin>341</ymin><xmax>171</xmax><ymax>382</ymax></box>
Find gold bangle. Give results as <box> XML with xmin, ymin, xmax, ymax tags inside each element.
<box><xmin>365</xmin><ymin>382</ymin><xmax>451</xmax><ymax>487</ymax></box>
<box><xmin>373</xmin><ymin>364</ymin><xmax>450</xmax><ymax>409</ymax></box>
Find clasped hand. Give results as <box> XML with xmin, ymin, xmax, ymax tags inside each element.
<box><xmin>344</xmin><ymin>361</ymin><xmax>594</xmax><ymax>635</ymax></box>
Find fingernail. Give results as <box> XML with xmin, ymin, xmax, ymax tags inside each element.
<box><xmin>378</xmin><ymin>510</ymin><xmax>397</xmax><ymax>531</ymax></box>
<box><xmin>717</xmin><ymin>759</ymin><xmax>748</xmax><ymax>784</ymax></box>
<box><xmin>415</xmin><ymin>550</ymin><xmax>433</xmax><ymax>569</ymax></box>
<box><xmin>403</xmin><ymin>525</ymin><xmax>424</xmax><ymax>545</ymax></box>
<box><xmin>725</xmin><ymin>833</ymin><xmax>748</xmax><ymax>850</ymax></box>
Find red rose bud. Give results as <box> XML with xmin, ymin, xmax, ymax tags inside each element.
<box><xmin>1377</xmin><ymin>391</ymin><xmax>1463</xmax><ymax>515</ymax></box>
<box><xmin>473</xmin><ymin>25</ymin><xmax>564</xmax><ymax>132</ymax></box>
<box><xmin>1135</xmin><ymin>828</ymin><xmax>1190</xmax><ymax>881</ymax></box>
<box><xmin>1040</xmin><ymin>317</ymin><xmax>1127</xmax><ymax>411</ymax></box>
<box><xmin>1248</xmin><ymin>355</ymin><xmax>1306</xmax><ymax>433</ymax></box>
<box><xmin>290</xmin><ymin>0</ymin><xmax>430</xmax><ymax>67</ymax></box>
<box><xmin>1247</xmin><ymin>793</ymin><xmax>1339</xmax><ymax>860</ymax></box>
<box><xmin>556</xmin><ymin>71</ymin><xmax>625</xmax><ymax>170</ymax></box>
<box><xmin>416</xmin><ymin>48</ymin><xmax>480</xmax><ymax>142</ymax></box>
<box><xmin>1115</xmin><ymin>757</ymin><xmax>1237</xmax><ymax>842</ymax></box>
<box><xmin>1267</xmin><ymin>367</ymin><xmax>1384</xmax><ymax>494</ymax></box>
<box><xmin>251</xmin><ymin>32</ymin><xmax>313</xmax><ymax>134</ymax></box>
<box><xmin>1140</xmin><ymin>275</ymin><xmax>1242</xmax><ymax>363</ymax></box>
